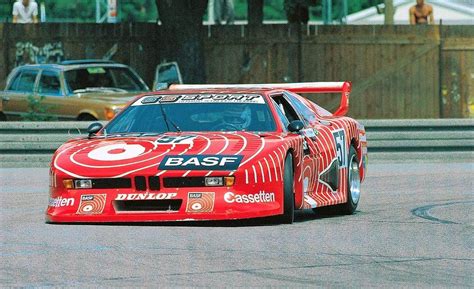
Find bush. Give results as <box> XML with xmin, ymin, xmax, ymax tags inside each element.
<box><xmin>22</xmin><ymin>94</ymin><xmax>57</xmax><ymax>121</ymax></box>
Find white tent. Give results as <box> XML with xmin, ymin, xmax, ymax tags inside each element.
<box><xmin>347</xmin><ymin>0</ymin><xmax>474</xmax><ymax>25</ymax></box>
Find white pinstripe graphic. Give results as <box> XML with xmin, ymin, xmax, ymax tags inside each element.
<box><xmin>277</xmin><ymin>147</ymin><xmax>285</xmax><ymax>164</ymax></box>
<box><xmin>206</xmin><ymin>133</ymin><xmax>231</xmax><ymax>177</ymax></box>
<box><xmin>269</xmin><ymin>154</ymin><xmax>279</xmax><ymax>182</ymax></box>
<box><xmin>234</xmin><ymin>134</ymin><xmax>248</xmax><ymax>155</ymax></box>
<box><xmin>69</xmin><ymin>139</ymin><xmax>158</xmax><ymax>168</ymax></box>
<box><xmin>239</xmin><ymin>137</ymin><xmax>265</xmax><ymax>167</ymax></box>
<box><xmin>258</xmin><ymin>161</ymin><xmax>265</xmax><ymax>183</ymax></box>
<box><xmin>245</xmin><ymin>169</ymin><xmax>249</xmax><ymax>184</ymax></box>
<box><xmin>252</xmin><ymin>165</ymin><xmax>258</xmax><ymax>183</ymax></box>
<box><xmin>317</xmin><ymin>128</ymin><xmax>337</xmax><ymax>204</ymax></box>
<box><xmin>215</xmin><ymin>134</ymin><xmax>230</xmax><ymax>155</ymax></box>
<box><xmin>264</xmin><ymin>157</ymin><xmax>272</xmax><ymax>182</ymax></box>
<box><xmin>181</xmin><ymin>135</ymin><xmax>211</xmax><ymax>177</ymax></box>
<box><xmin>226</xmin><ymin>133</ymin><xmax>249</xmax><ymax>177</ymax></box>
<box><xmin>182</xmin><ymin>170</ymin><xmax>191</xmax><ymax>177</ymax></box>
<box><xmin>54</xmin><ymin>140</ymin><xmax>173</xmax><ymax>179</ymax></box>
<box><xmin>273</xmin><ymin>150</ymin><xmax>283</xmax><ymax>180</ymax></box>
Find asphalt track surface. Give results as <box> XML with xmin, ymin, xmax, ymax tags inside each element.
<box><xmin>1</xmin><ymin>158</ymin><xmax>473</xmax><ymax>287</ymax></box>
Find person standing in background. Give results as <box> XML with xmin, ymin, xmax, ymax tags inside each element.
<box><xmin>214</xmin><ymin>0</ymin><xmax>234</xmax><ymax>25</ymax></box>
<box><xmin>12</xmin><ymin>0</ymin><xmax>39</xmax><ymax>24</ymax></box>
<box><xmin>409</xmin><ymin>0</ymin><xmax>434</xmax><ymax>25</ymax></box>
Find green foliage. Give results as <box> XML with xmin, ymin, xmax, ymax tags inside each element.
<box><xmin>234</xmin><ymin>0</ymin><xmax>247</xmax><ymax>20</ymax></box>
<box><xmin>0</xmin><ymin>0</ymin><xmax>383</xmax><ymax>23</ymax></box>
<box><xmin>22</xmin><ymin>95</ymin><xmax>57</xmax><ymax>121</ymax></box>
<box><xmin>121</xmin><ymin>0</ymin><xmax>157</xmax><ymax>22</ymax></box>
<box><xmin>264</xmin><ymin>0</ymin><xmax>285</xmax><ymax>20</ymax></box>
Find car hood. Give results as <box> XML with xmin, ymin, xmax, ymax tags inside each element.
<box><xmin>76</xmin><ymin>91</ymin><xmax>142</xmax><ymax>103</ymax></box>
<box><xmin>53</xmin><ymin>131</ymin><xmax>287</xmax><ymax>178</ymax></box>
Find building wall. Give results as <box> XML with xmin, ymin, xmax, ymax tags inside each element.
<box><xmin>1</xmin><ymin>23</ymin><xmax>472</xmax><ymax>118</ymax></box>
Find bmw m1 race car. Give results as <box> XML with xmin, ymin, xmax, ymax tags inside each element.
<box><xmin>46</xmin><ymin>82</ymin><xmax>367</xmax><ymax>224</ymax></box>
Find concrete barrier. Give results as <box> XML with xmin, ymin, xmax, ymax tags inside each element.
<box><xmin>0</xmin><ymin>119</ymin><xmax>473</xmax><ymax>167</ymax></box>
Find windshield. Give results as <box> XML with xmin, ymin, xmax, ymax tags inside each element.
<box><xmin>105</xmin><ymin>94</ymin><xmax>276</xmax><ymax>133</ymax></box>
<box><xmin>64</xmin><ymin>66</ymin><xmax>147</xmax><ymax>93</ymax></box>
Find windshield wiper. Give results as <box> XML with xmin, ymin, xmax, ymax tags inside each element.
<box><xmin>156</xmin><ymin>98</ymin><xmax>181</xmax><ymax>132</ymax></box>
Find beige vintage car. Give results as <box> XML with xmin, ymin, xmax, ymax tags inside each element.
<box><xmin>0</xmin><ymin>60</ymin><xmax>149</xmax><ymax>121</ymax></box>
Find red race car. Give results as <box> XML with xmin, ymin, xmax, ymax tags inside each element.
<box><xmin>46</xmin><ymin>82</ymin><xmax>367</xmax><ymax>224</ymax></box>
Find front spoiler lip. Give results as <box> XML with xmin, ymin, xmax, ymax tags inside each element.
<box><xmin>45</xmin><ymin>209</ymin><xmax>282</xmax><ymax>223</ymax></box>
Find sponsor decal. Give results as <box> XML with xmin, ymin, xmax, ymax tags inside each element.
<box><xmin>186</xmin><ymin>192</ymin><xmax>215</xmax><ymax>213</ymax></box>
<box><xmin>115</xmin><ymin>192</ymin><xmax>177</xmax><ymax>201</ymax></box>
<box><xmin>224</xmin><ymin>191</ymin><xmax>275</xmax><ymax>204</ymax></box>
<box><xmin>76</xmin><ymin>194</ymin><xmax>107</xmax><ymax>215</ymax></box>
<box><xmin>159</xmin><ymin>155</ymin><xmax>243</xmax><ymax>171</ymax></box>
<box><xmin>155</xmin><ymin>135</ymin><xmax>196</xmax><ymax>145</ymax></box>
<box><xmin>133</xmin><ymin>94</ymin><xmax>265</xmax><ymax>105</ymax></box>
<box><xmin>332</xmin><ymin>129</ymin><xmax>347</xmax><ymax>168</ymax></box>
<box><xmin>48</xmin><ymin>196</ymin><xmax>74</xmax><ymax>208</ymax></box>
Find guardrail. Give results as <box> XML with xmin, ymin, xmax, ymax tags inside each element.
<box><xmin>0</xmin><ymin>119</ymin><xmax>473</xmax><ymax>167</ymax></box>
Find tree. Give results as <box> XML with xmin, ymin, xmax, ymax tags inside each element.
<box><xmin>155</xmin><ymin>0</ymin><xmax>208</xmax><ymax>84</ymax></box>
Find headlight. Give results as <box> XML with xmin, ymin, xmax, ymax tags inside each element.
<box><xmin>204</xmin><ymin>176</ymin><xmax>235</xmax><ymax>187</ymax></box>
<box><xmin>63</xmin><ymin>179</ymin><xmax>92</xmax><ymax>189</ymax></box>
<box><xmin>205</xmin><ymin>177</ymin><xmax>223</xmax><ymax>186</ymax></box>
<box><xmin>74</xmin><ymin>179</ymin><xmax>92</xmax><ymax>189</ymax></box>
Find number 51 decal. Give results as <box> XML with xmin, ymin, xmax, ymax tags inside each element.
<box><xmin>332</xmin><ymin>129</ymin><xmax>347</xmax><ymax>168</ymax></box>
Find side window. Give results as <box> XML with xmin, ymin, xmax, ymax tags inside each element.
<box><xmin>38</xmin><ymin>70</ymin><xmax>62</xmax><ymax>96</ymax></box>
<box><xmin>270</xmin><ymin>98</ymin><xmax>290</xmax><ymax>130</ymax></box>
<box><xmin>7</xmin><ymin>71</ymin><xmax>22</xmax><ymax>91</ymax></box>
<box><xmin>271</xmin><ymin>94</ymin><xmax>302</xmax><ymax>124</ymax></box>
<box><xmin>285</xmin><ymin>92</ymin><xmax>318</xmax><ymax>124</ymax></box>
<box><xmin>15</xmin><ymin>70</ymin><xmax>38</xmax><ymax>93</ymax></box>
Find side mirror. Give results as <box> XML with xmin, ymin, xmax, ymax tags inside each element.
<box><xmin>87</xmin><ymin>122</ymin><xmax>103</xmax><ymax>138</ymax></box>
<box><xmin>287</xmin><ymin>120</ymin><xmax>304</xmax><ymax>132</ymax></box>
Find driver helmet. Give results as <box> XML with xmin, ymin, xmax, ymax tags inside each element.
<box><xmin>223</xmin><ymin>105</ymin><xmax>252</xmax><ymax>130</ymax></box>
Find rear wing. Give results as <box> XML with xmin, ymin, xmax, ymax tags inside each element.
<box><xmin>169</xmin><ymin>82</ymin><xmax>352</xmax><ymax>116</ymax></box>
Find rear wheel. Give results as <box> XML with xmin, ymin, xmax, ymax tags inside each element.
<box><xmin>275</xmin><ymin>154</ymin><xmax>295</xmax><ymax>224</ymax></box>
<box><xmin>337</xmin><ymin>146</ymin><xmax>360</xmax><ymax>214</ymax></box>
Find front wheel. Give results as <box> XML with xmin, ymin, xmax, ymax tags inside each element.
<box><xmin>275</xmin><ymin>154</ymin><xmax>295</xmax><ymax>224</ymax></box>
<box><xmin>337</xmin><ymin>146</ymin><xmax>360</xmax><ymax>214</ymax></box>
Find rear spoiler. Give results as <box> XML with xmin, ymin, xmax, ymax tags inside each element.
<box><xmin>169</xmin><ymin>82</ymin><xmax>352</xmax><ymax>116</ymax></box>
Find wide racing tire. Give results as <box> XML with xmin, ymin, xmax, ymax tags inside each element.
<box><xmin>275</xmin><ymin>153</ymin><xmax>295</xmax><ymax>224</ymax></box>
<box><xmin>336</xmin><ymin>146</ymin><xmax>360</xmax><ymax>215</ymax></box>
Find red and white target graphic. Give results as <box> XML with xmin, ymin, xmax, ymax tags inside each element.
<box><xmin>88</xmin><ymin>143</ymin><xmax>146</xmax><ymax>161</ymax></box>
<box><xmin>76</xmin><ymin>194</ymin><xmax>107</xmax><ymax>215</ymax></box>
<box><xmin>186</xmin><ymin>192</ymin><xmax>215</xmax><ymax>213</ymax></box>
<box><xmin>54</xmin><ymin>135</ymin><xmax>204</xmax><ymax>178</ymax></box>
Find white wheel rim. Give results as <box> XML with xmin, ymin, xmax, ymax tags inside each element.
<box><xmin>349</xmin><ymin>155</ymin><xmax>361</xmax><ymax>204</ymax></box>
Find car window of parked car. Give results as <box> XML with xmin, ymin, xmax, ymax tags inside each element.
<box><xmin>64</xmin><ymin>67</ymin><xmax>146</xmax><ymax>93</ymax></box>
<box><xmin>285</xmin><ymin>92</ymin><xmax>318</xmax><ymax>125</ymax></box>
<box><xmin>110</xmin><ymin>69</ymin><xmax>144</xmax><ymax>91</ymax></box>
<box><xmin>38</xmin><ymin>70</ymin><xmax>62</xmax><ymax>96</ymax></box>
<box><xmin>9</xmin><ymin>70</ymin><xmax>38</xmax><ymax>93</ymax></box>
<box><xmin>7</xmin><ymin>71</ymin><xmax>22</xmax><ymax>91</ymax></box>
